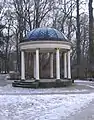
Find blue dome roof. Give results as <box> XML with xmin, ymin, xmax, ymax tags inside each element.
<box><xmin>25</xmin><ymin>28</ymin><xmax>68</xmax><ymax>41</ymax></box>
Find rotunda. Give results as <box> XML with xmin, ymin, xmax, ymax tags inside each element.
<box><xmin>19</xmin><ymin>27</ymin><xmax>72</xmax><ymax>81</ymax></box>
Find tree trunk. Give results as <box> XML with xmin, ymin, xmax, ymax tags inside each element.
<box><xmin>34</xmin><ymin>0</ymin><xmax>40</xmax><ymax>28</ymax></box>
<box><xmin>88</xmin><ymin>0</ymin><xmax>93</xmax><ymax>76</ymax></box>
<box><xmin>76</xmin><ymin>0</ymin><xmax>81</xmax><ymax>78</ymax></box>
<box><xmin>5</xmin><ymin>23</ymin><xmax>10</xmax><ymax>73</ymax></box>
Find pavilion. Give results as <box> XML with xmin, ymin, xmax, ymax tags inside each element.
<box><xmin>13</xmin><ymin>27</ymin><xmax>72</xmax><ymax>88</ymax></box>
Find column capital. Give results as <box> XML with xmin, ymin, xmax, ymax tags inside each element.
<box><xmin>50</xmin><ymin>52</ymin><xmax>53</xmax><ymax>54</ymax></box>
<box><xmin>55</xmin><ymin>48</ymin><xmax>60</xmax><ymax>50</ymax></box>
<box><xmin>36</xmin><ymin>48</ymin><xmax>40</xmax><ymax>50</ymax></box>
<box><xmin>67</xmin><ymin>50</ymin><xmax>71</xmax><ymax>56</ymax></box>
<box><xmin>21</xmin><ymin>50</ymin><xmax>25</xmax><ymax>52</ymax></box>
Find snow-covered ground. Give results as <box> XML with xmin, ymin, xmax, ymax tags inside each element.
<box><xmin>0</xmin><ymin>84</ymin><xmax>88</xmax><ymax>95</ymax></box>
<box><xmin>75</xmin><ymin>80</ymin><xmax>94</xmax><ymax>89</ymax></box>
<box><xmin>0</xmin><ymin>84</ymin><xmax>94</xmax><ymax>120</ymax></box>
<box><xmin>0</xmin><ymin>94</ymin><xmax>94</xmax><ymax>120</ymax></box>
<box><xmin>74</xmin><ymin>80</ymin><xmax>92</xmax><ymax>83</ymax></box>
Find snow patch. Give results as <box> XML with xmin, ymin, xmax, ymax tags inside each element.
<box><xmin>75</xmin><ymin>80</ymin><xmax>92</xmax><ymax>83</ymax></box>
<box><xmin>0</xmin><ymin>84</ymin><xmax>88</xmax><ymax>95</ymax></box>
<box><xmin>0</xmin><ymin>94</ymin><xmax>94</xmax><ymax>120</ymax></box>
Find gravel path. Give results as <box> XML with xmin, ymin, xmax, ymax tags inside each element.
<box><xmin>64</xmin><ymin>80</ymin><xmax>94</xmax><ymax>120</ymax></box>
<box><xmin>66</xmin><ymin>100</ymin><xmax>94</xmax><ymax>120</ymax></box>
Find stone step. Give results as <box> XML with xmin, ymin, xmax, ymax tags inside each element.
<box><xmin>12</xmin><ymin>80</ymin><xmax>72</xmax><ymax>88</ymax></box>
<box><xmin>12</xmin><ymin>81</ymin><xmax>39</xmax><ymax>88</ymax></box>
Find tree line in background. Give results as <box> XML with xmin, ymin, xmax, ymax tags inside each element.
<box><xmin>0</xmin><ymin>0</ymin><xmax>94</xmax><ymax>78</ymax></box>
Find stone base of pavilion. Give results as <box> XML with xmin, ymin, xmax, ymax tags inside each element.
<box><xmin>12</xmin><ymin>79</ymin><xmax>73</xmax><ymax>88</ymax></box>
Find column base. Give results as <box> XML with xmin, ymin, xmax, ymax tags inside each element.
<box><xmin>50</xmin><ymin>77</ymin><xmax>54</xmax><ymax>79</ymax></box>
<box><xmin>56</xmin><ymin>79</ymin><xmax>61</xmax><ymax>83</ymax></box>
<box><xmin>67</xmin><ymin>78</ymin><xmax>71</xmax><ymax>80</ymax></box>
<box><xmin>64</xmin><ymin>78</ymin><xmax>72</xmax><ymax>80</ymax></box>
<box><xmin>21</xmin><ymin>79</ymin><xmax>25</xmax><ymax>81</ymax></box>
<box><xmin>35</xmin><ymin>79</ymin><xmax>40</xmax><ymax>82</ymax></box>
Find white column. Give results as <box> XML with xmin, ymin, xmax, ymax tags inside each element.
<box><xmin>36</xmin><ymin>49</ymin><xmax>39</xmax><ymax>80</ymax></box>
<box><xmin>64</xmin><ymin>53</ymin><xmax>67</xmax><ymax>78</ymax></box>
<box><xmin>21</xmin><ymin>51</ymin><xmax>25</xmax><ymax>80</ymax></box>
<box><xmin>56</xmin><ymin>48</ymin><xmax>60</xmax><ymax>79</ymax></box>
<box><xmin>50</xmin><ymin>53</ymin><xmax>54</xmax><ymax>78</ymax></box>
<box><xmin>67</xmin><ymin>51</ymin><xmax>71</xmax><ymax>79</ymax></box>
<box><xmin>34</xmin><ymin>54</ymin><xmax>36</xmax><ymax>78</ymax></box>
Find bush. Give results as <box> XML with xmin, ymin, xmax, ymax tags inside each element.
<box><xmin>9</xmin><ymin>71</ymin><xmax>20</xmax><ymax>80</ymax></box>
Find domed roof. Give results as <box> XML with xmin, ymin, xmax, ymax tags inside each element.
<box><xmin>25</xmin><ymin>27</ymin><xmax>68</xmax><ymax>41</ymax></box>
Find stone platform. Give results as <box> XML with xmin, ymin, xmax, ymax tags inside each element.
<box><xmin>12</xmin><ymin>79</ymin><xmax>72</xmax><ymax>88</ymax></box>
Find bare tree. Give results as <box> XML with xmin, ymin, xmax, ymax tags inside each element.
<box><xmin>76</xmin><ymin>0</ymin><xmax>81</xmax><ymax>78</ymax></box>
<box><xmin>88</xmin><ymin>0</ymin><xmax>94</xmax><ymax>76</ymax></box>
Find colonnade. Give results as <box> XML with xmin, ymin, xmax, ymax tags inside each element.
<box><xmin>21</xmin><ymin>48</ymin><xmax>71</xmax><ymax>80</ymax></box>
